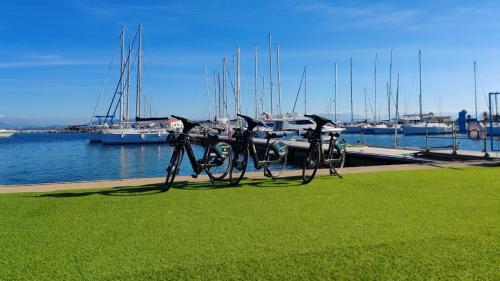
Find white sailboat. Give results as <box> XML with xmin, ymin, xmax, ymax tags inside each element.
<box><xmin>90</xmin><ymin>25</ymin><xmax>176</xmax><ymax>144</ymax></box>
<box><xmin>402</xmin><ymin>50</ymin><xmax>452</xmax><ymax>135</ymax></box>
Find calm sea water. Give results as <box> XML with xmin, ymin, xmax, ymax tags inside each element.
<box><xmin>0</xmin><ymin>132</ymin><xmax>488</xmax><ymax>185</ymax></box>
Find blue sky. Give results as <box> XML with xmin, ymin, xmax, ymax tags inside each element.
<box><xmin>1</xmin><ymin>0</ymin><xmax>500</xmax><ymax>124</ymax></box>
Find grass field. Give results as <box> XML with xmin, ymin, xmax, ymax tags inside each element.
<box><xmin>0</xmin><ymin>167</ymin><xmax>499</xmax><ymax>280</ymax></box>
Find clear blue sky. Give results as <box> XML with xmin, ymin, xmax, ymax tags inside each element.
<box><xmin>1</xmin><ymin>0</ymin><xmax>500</xmax><ymax>124</ymax></box>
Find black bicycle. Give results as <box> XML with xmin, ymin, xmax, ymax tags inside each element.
<box><xmin>162</xmin><ymin>115</ymin><xmax>232</xmax><ymax>192</ymax></box>
<box><xmin>229</xmin><ymin>114</ymin><xmax>288</xmax><ymax>185</ymax></box>
<box><xmin>302</xmin><ymin>114</ymin><xmax>346</xmax><ymax>184</ymax></box>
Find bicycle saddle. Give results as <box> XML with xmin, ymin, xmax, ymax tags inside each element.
<box><xmin>237</xmin><ymin>114</ymin><xmax>264</xmax><ymax>131</ymax></box>
<box><xmin>304</xmin><ymin>114</ymin><xmax>337</xmax><ymax>133</ymax></box>
<box><xmin>171</xmin><ymin>115</ymin><xmax>200</xmax><ymax>133</ymax></box>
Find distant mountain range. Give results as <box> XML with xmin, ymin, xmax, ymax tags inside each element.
<box><xmin>0</xmin><ymin>116</ymin><xmax>87</xmax><ymax>130</ymax></box>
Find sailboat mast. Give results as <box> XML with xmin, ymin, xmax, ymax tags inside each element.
<box><xmin>262</xmin><ymin>76</ymin><xmax>266</xmax><ymax>114</ymax></box>
<box><xmin>374</xmin><ymin>53</ymin><xmax>377</xmax><ymax>121</ymax></box>
<box><xmin>334</xmin><ymin>61</ymin><xmax>338</xmax><ymax>122</ymax></box>
<box><xmin>364</xmin><ymin>88</ymin><xmax>368</xmax><ymax>121</ymax></box>
<box><xmin>394</xmin><ymin>73</ymin><xmax>400</xmax><ymax>147</ymax></box>
<box><xmin>389</xmin><ymin>48</ymin><xmax>393</xmax><ymax>121</ymax></box>
<box><xmin>136</xmin><ymin>25</ymin><xmax>142</xmax><ymax>119</ymax></box>
<box><xmin>126</xmin><ymin>44</ymin><xmax>131</xmax><ymax>123</ymax></box>
<box><xmin>237</xmin><ymin>46</ymin><xmax>241</xmax><ymax>118</ymax></box>
<box><xmin>205</xmin><ymin>65</ymin><xmax>211</xmax><ymax>121</ymax></box>
<box><xmin>254</xmin><ymin>43</ymin><xmax>258</xmax><ymax>118</ymax></box>
<box><xmin>387</xmin><ymin>82</ymin><xmax>390</xmax><ymax>121</ymax></box>
<box><xmin>217</xmin><ymin>72</ymin><xmax>221</xmax><ymax>119</ymax></box>
<box><xmin>350</xmin><ymin>57</ymin><xmax>353</xmax><ymax>122</ymax></box>
<box><xmin>268</xmin><ymin>33</ymin><xmax>273</xmax><ymax>115</ymax></box>
<box><xmin>223</xmin><ymin>57</ymin><xmax>227</xmax><ymax>118</ymax></box>
<box><xmin>213</xmin><ymin>70</ymin><xmax>217</xmax><ymax>120</ymax></box>
<box><xmin>119</xmin><ymin>25</ymin><xmax>125</xmax><ymax>124</ymax></box>
<box><xmin>474</xmin><ymin>61</ymin><xmax>478</xmax><ymax>119</ymax></box>
<box><xmin>276</xmin><ymin>43</ymin><xmax>282</xmax><ymax>115</ymax></box>
<box><xmin>304</xmin><ymin>66</ymin><xmax>307</xmax><ymax>115</ymax></box>
<box><xmin>419</xmin><ymin>50</ymin><xmax>423</xmax><ymax>120</ymax></box>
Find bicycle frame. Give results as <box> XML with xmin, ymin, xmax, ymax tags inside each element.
<box><xmin>246</xmin><ymin>134</ymin><xmax>278</xmax><ymax>170</ymax></box>
<box><xmin>307</xmin><ymin>131</ymin><xmax>342</xmax><ymax>165</ymax></box>
<box><xmin>173</xmin><ymin>133</ymin><xmax>213</xmax><ymax>176</ymax></box>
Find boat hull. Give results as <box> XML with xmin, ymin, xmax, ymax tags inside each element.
<box><xmin>342</xmin><ymin>126</ymin><xmax>363</xmax><ymax>133</ymax></box>
<box><xmin>363</xmin><ymin>127</ymin><xmax>403</xmax><ymax>134</ymax></box>
<box><xmin>0</xmin><ymin>132</ymin><xmax>14</xmax><ymax>138</ymax></box>
<box><xmin>403</xmin><ymin>124</ymin><xmax>451</xmax><ymax>135</ymax></box>
<box><xmin>486</xmin><ymin>125</ymin><xmax>500</xmax><ymax>136</ymax></box>
<box><xmin>101</xmin><ymin>132</ymin><xmax>168</xmax><ymax>144</ymax></box>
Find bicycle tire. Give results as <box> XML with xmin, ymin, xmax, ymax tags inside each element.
<box><xmin>302</xmin><ymin>144</ymin><xmax>320</xmax><ymax>184</ymax></box>
<box><xmin>204</xmin><ymin>142</ymin><xmax>233</xmax><ymax>181</ymax></box>
<box><xmin>328</xmin><ymin>141</ymin><xmax>346</xmax><ymax>177</ymax></box>
<box><xmin>265</xmin><ymin>142</ymin><xmax>287</xmax><ymax>179</ymax></box>
<box><xmin>229</xmin><ymin>145</ymin><xmax>249</xmax><ymax>185</ymax></box>
<box><xmin>162</xmin><ymin>146</ymin><xmax>183</xmax><ymax>192</ymax></box>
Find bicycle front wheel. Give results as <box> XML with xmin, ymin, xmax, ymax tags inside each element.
<box><xmin>265</xmin><ymin>141</ymin><xmax>287</xmax><ymax>179</ymax></box>
<box><xmin>302</xmin><ymin>144</ymin><xmax>320</xmax><ymax>184</ymax></box>
<box><xmin>204</xmin><ymin>142</ymin><xmax>233</xmax><ymax>181</ymax></box>
<box><xmin>229</xmin><ymin>145</ymin><xmax>249</xmax><ymax>185</ymax></box>
<box><xmin>163</xmin><ymin>146</ymin><xmax>183</xmax><ymax>192</ymax></box>
<box><xmin>328</xmin><ymin>141</ymin><xmax>346</xmax><ymax>177</ymax></box>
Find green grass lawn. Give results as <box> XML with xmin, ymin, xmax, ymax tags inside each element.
<box><xmin>1</xmin><ymin>167</ymin><xmax>499</xmax><ymax>280</ymax></box>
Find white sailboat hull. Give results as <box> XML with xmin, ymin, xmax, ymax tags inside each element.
<box><xmin>363</xmin><ymin>126</ymin><xmax>403</xmax><ymax>134</ymax></box>
<box><xmin>342</xmin><ymin>125</ymin><xmax>363</xmax><ymax>133</ymax></box>
<box><xmin>403</xmin><ymin>123</ymin><xmax>452</xmax><ymax>135</ymax></box>
<box><xmin>100</xmin><ymin>129</ymin><xmax>169</xmax><ymax>144</ymax></box>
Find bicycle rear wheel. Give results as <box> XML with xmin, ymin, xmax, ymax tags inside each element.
<box><xmin>302</xmin><ymin>144</ymin><xmax>320</xmax><ymax>184</ymax></box>
<box><xmin>163</xmin><ymin>147</ymin><xmax>183</xmax><ymax>192</ymax></box>
<box><xmin>328</xmin><ymin>141</ymin><xmax>346</xmax><ymax>177</ymax></box>
<box><xmin>204</xmin><ymin>142</ymin><xmax>233</xmax><ymax>181</ymax></box>
<box><xmin>229</xmin><ymin>145</ymin><xmax>249</xmax><ymax>185</ymax></box>
<box><xmin>265</xmin><ymin>141</ymin><xmax>287</xmax><ymax>179</ymax></box>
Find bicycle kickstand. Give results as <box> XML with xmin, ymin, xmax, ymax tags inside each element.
<box><xmin>330</xmin><ymin>167</ymin><xmax>343</xmax><ymax>179</ymax></box>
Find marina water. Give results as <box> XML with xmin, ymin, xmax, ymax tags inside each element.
<box><xmin>0</xmin><ymin>133</ymin><xmax>486</xmax><ymax>186</ymax></box>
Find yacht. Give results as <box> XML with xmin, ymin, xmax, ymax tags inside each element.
<box><xmin>100</xmin><ymin>127</ymin><xmax>169</xmax><ymax>144</ymax></box>
<box><xmin>402</xmin><ymin>122</ymin><xmax>452</xmax><ymax>135</ymax></box>
<box><xmin>363</xmin><ymin>122</ymin><xmax>403</xmax><ymax>134</ymax></box>
<box><xmin>0</xmin><ymin>129</ymin><xmax>15</xmax><ymax>138</ymax></box>
<box><xmin>263</xmin><ymin>112</ymin><xmax>343</xmax><ymax>134</ymax></box>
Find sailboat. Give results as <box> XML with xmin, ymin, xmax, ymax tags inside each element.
<box><xmin>402</xmin><ymin>50</ymin><xmax>452</xmax><ymax>135</ymax></box>
<box><xmin>89</xmin><ymin>25</ymin><xmax>178</xmax><ymax>144</ymax></box>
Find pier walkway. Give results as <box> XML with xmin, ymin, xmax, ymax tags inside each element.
<box><xmin>1</xmin><ymin>161</ymin><xmax>495</xmax><ymax>194</ymax></box>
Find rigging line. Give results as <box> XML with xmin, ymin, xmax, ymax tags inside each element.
<box><xmin>475</xmin><ymin>64</ymin><xmax>489</xmax><ymax>110</ymax></box>
<box><xmin>89</xmin><ymin>33</ymin><xmax>122</xmax><ymax>124</ymax></box>
<box><xmin>226</xmin><ymin>67</ymin><xmax>236</xmax><ymax>99</ymax></box>
<box><xmin>104</xmin><ymin>31</ymin><xmax>138</xmax><ymax>124</ymax></box>
<box><xmin>292</xmin><ymin>67</ymin><xmax>306</xmax><ymax>113</ymax></box>
<box><xmin>143</xmin><ymin>30</ymin><xmax>169</xmax><ymax>93</ymax></box>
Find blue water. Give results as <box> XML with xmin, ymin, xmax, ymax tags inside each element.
<box><xmin>0</xmin><ymin>132</ymin><xmax>490</xmax><ymax>185</ymax></box>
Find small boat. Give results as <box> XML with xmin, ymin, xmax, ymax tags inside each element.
<box><xmin>0</xmin><ymin>129</ymin><xmax>15</xmax><ymax>138</ymax></box>
<box><xmin>363</xmin><ymin>122</ymin><xmax>403</xmax><ymax>134</ymax></box>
